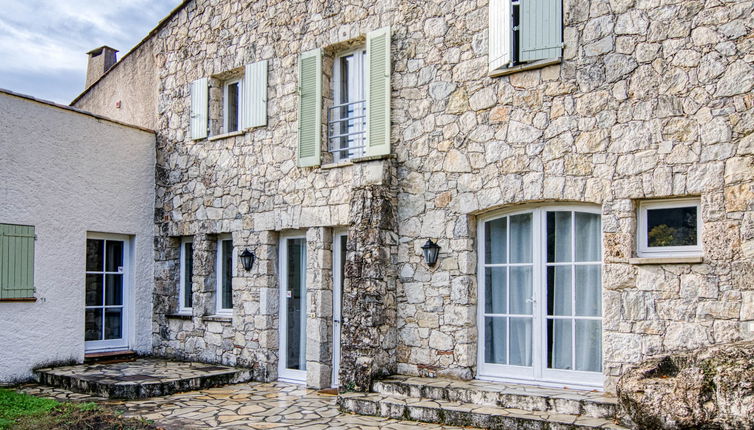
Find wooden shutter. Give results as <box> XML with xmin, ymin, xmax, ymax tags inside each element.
<box><xmin>297</xmin><ymin>48</ymin><xmax>322</xmax><ymax>167</ymax></box>
<box><xmin>190</xmin><ymin>77</ymin><xmax>208</xmax><ymax>140</ymax></box>
<box><xmin>243</xmin><ymin>60</ymin><xmax>268</xmax><ymax>129</ymax></box>
<box><xmin>365</xmin><ymin>26</ymin><xmax>391</xmax><ymax>157</ymax></box>
<box><xmin>0</xmin><ymin>224</ymin><xmax>35</xmax><ymax>299</ymax></box>
<box><xmin>520</xmin><ymin>0</ymin><xmax>563</xmax><ymax>62</ymax></box>
<box><xmin>489</xmin><ymin>0</ymin><xmax>511</xmax><ymax>72</ymax></box>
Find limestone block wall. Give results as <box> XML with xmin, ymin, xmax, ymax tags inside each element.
<box><xmin>76</xmin><ymin>0</ymin><xmax>754</xmax><ymax>393</ymax></box>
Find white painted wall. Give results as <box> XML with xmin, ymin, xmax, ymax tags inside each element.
<box><xmin>0</xmin><ymin>91</ymin><xmax>156</xmax><ymax>383</ymax></box>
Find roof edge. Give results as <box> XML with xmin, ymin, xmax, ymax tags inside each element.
<box><xmin>70</xmin><ymin>0</ymin><xmax>191</xmax><ymax>106</ymax></box>
<box><xmin>1</xmin><ymin>88</ymin><xmax>156</xmax><ymax>134</ymax></box>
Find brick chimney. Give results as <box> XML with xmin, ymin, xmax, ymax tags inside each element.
<box><xmin>85</xmin><ymin>46</ymin><xmax>118</xmax><ymax>88</ymax></box>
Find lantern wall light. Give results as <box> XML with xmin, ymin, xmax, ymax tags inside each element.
<box><xmin>421</xmin><ymin>239</ymin><xmax>441</xmax><ymax>267</ymax></box>
<box><xmin>240</xmin><ymin>248</ymin><xmax>256</xmax><ymax>271</ymax></box>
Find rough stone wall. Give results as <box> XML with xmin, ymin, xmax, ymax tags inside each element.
<box><xmin>72</xmin><ymin>37</ymin><xmax>158</xmax><ymax>130</ymax></box>
<box><xmin>76</xmin><ymin>0</ymin><xmax>754</xmax><ymax>393</ymax></box>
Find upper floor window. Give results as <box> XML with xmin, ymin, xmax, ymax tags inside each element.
<box><xmin>637</xmin><ymin>198</ymin><xmax>702</xmax><ymax>257</ymax></box>
<box><xmin>328</xmin><ymin>49</ymin><xmax>367</xmax><ymax>162</ymax></box>
<box><xmin>297</xmin><ymin>27</ymin><xmax>391</xmax><ymax>167</ymax></box>
<box><xmin>489</xmin><ymin>0</ymin><xmax>563</xmax><ymax>76</ymax></box>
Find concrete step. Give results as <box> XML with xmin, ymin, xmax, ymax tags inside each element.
<box><xmin>338</xmin><ymin>391</ymin><xmax>628</xmax><ymax>430</ymax></box>
<box><xmin>35</xmin><ymin>358</ymin><xmax>251</xmax><ymax>399</ymax></box>
<box><xmin>373</xmin><ymin>376</ymin><xmax>619</xmax><ymax>420</ymax></box>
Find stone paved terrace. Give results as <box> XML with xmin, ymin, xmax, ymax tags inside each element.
<box><xmin>18</xmin><ymin>382</ymin><xmax>471</xmax><ymax>429</ymax></box>
<box><xmin>35</xmin><ymin>358</ymin><xmax>251</xmax><ymax>399</ymax></box>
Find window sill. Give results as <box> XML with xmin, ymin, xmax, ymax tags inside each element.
<box><xmin>320</xmin><ymin>153</ymin><xmax>395</xmax><ymax>170</ymax></box>
<box><xmin>0</xmin><ymin>297</ymin><xmax>36</xmax><ymax>303</ymax></box>
<box><xmin>629</xmin><ymin>256</ymin><xmax>704</xmax><ymax>265</ymax></box>
<box><xmin>167</xmin><ymin>313</ymin><xmax>193</xmax><ymax>320</ymax></box>
<box><xmin>208</xmin><ymin>130</ymin><xmax>246</xmax><ymax>141</ymax></box>
<box><xmin>204</xmin><ymin>315</ymin><xmax>232</xmax><ymax>323</ymax></box>
<box><xmin>489</xmin><ymin>58</ymin><xmax>561</xmax><ymax>78</ymax></box>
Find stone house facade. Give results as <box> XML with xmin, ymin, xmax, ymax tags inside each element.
<box><xmin>72</xmin><ymin>0</ymin><xmax>754</xmax><ymax>394</ymax></box>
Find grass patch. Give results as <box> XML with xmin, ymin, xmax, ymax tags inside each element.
<box><xmin>0</xmin><ymin>389</ymin><xmax>156</xmax><ymax>430</ymax></box>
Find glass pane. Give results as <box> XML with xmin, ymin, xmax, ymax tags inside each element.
<box><xmin>574</xmin><ymin>212</ymin><xmax>601</xmax><ymax>262</ymax></box>
<box><xmin>104</xmin><ymin>309</ymin><xmax>122</xmax><ymax>340</ymax></box>
<box><xmin>86</xmin><ymin>239</ymin><xmax>103</xmax><ymax>272</ymax></box>
<box><xmin>105</xmin><ymin>274</ymin><xmax>123</xmax><ymax>306</ymax></box>
<box><xmin>647</xmin><ymin>206</ymin><xmax>698</xmax><ymax>247</ymax></box>
<box><xmin>85</xmin><ymin>274</ymin><xmax>103</xmax><ymax>306</ymax></box>
<box><xmin>575</xmin><ymin>265</ymin><xmax>601</xmax><ymax>316</ymax></box>
<box><xmin>509</xmin><ymin>266</ymin><xmax>532</xmax><ymax>315</ymax></box>
<box><xmin>509</xmin><ymin>213</ymin><xmax>532</xmax><ymax>263</ymax></box>
<box><xmin>221</xmin><ymin>240</ymin><xmax>233</xmax><ymax>310</ymax></box>
<box><xmin>484</xmin><ymin>317</ymin><xmax>507</xmax><ymax>364</ymax></box>
<box><xmin>575</xmin><ymin>319</ymin><xmax>602</xmax><ymax>372</ymax></box>
<box><xmin>547</xmin><ymin>211</ymin><xmax>572</xmax><ymax>262</ymax></box>
<box><xmin>287</xmin><ymin>238</ymin><xmax>307</xmax><ymax>370</ymax></box>
<box><xmin>547</xmin><ymin>266</ymin><xmax>572</xmax><ymax>316</ymax></box>
<box><xmin>548</xmin><ymin>319</ymin><xmax>572</xmax><ymax>370</ymax></box>
<box><xmin>484</xmin><ymin>267</ymin><xmax>507</xmax><ymax>314</ymax></box>
<box><xmin>184</xmin><ymin>242</ymin><xmax>193</xmax><ymax>308</ymax></box>
<box><xmin>105</xmin><ymin>240</ymin><xmax>124</xmax><ymax>272</ymax></box>
<box><xmin>227</xmin><ymin>82</ymin><xmax>239</xmax><ymax>132</ymax></box>
<box><xmin>485</xmin><ymin>218</ymin><xmax>507</xmax><ymax>264</ymax></box>
<box><xmin>509</xmin><ymin>317</ymin><xmax>532</xmax><ymax>367</ymax></box>
<box><xmin>85</xmin><ymin>309</ymin><xmax>102</xmax><ymax>341</ymax></box>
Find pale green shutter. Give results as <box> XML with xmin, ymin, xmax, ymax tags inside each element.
<box><xmin>297</xmin><ymin>49</ymin><xmax>322</xmax><ymax>167</ymax></box>
<box><xmin>520</xmin><ymin>0</ymin><xmax>563</xmax><ymax>62</ymax></box>
<box><xmin>190</xmin><ymin>77</ymin><xmax>208</xmax><ymax>140</ymax></box>
<box><xmin>366</xmin><ymin>27</ymin><xmax>391</xmax><ymax>157</ymax></box>
<box><xmin>489</xmin><ymin>0</ymin><xmax>511</xmax><ymax>72</ymax></box>
<box><xmin>0</xmin><ymin>224</ymin><xmax>35</xmax><ymax>299</ymax></box>
<box><xmin>243</xmin><ymin>60</ymin><xmax>268</xmax><ymax>129</ymax></box>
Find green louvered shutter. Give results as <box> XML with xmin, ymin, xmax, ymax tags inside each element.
<box><xmin>0</xmin><ymin>224</ymin><xmax>35</xmax><ymax>299</ymax></box>
<box><xmin>519</xmin><ymin>0</ymin><xmax>563</xmax><ymax>62</ymax></box>
<box><xmin>297</xmin><ymin>48</ymin><xmax>322</xmax><ymax>167</ymax></box>
<box><xmin>365</xmin><ymin>26</ymin><xmax>391</xmax><ymax>157</ymax></box>
<box><xmin>190</xmin><ymin>77</ymin><xmax>208</xmax><ymax>140</ymax></box>
<box><xmin>489</xmin><ymin>0</ymin><xmax>511</xmax><ymax>72</ymax></box>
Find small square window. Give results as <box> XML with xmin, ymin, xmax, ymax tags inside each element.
<box><xmin>637</xmin><ymin>199</ymin><xmax>702</xmax><ymax>257</ymax></box>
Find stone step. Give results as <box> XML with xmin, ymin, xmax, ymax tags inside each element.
<box><xmin>35</xmin><ymin>358</ymin><xmax>251</xmax><ymax>399</ymax></box>
<box><xmin>373</xmin><ymin>376</ymin><xmax>619</xmax><ymax>419</ymax></box>
<box><xmin>339</xmin><ymin>391</ymin><xmax>628</xmax><ymax>430</ymax></box>
<box><xmin>83</xmin><ymin>349</ymin><xmax>137</xmax><ymax>364</ymax></box>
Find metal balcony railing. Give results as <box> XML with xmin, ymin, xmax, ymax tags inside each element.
<box><xmin>327</xmin><ymin>100</ymin><xmax>366</xmax><ymax>162</ymax></box>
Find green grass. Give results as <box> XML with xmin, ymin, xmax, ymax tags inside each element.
<box><xmin>0</xmin><ymin>389</ymin><xmax>58</xmax><ymax>429</ymax></box>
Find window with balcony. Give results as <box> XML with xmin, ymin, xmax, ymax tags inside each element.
<box><xmin>328</xmin><ymin>49</ymin><xmax>367</xmax><ymax>162</ymax></box>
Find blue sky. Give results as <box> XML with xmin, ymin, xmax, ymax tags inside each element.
<box><xmin>0</xmin><ymin>0</ymin><xmax>181</xmax><ymax>104</ymax></box>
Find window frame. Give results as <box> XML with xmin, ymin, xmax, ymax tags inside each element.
<box><xmin>178</xmin><ymin>237</ymin><xmax>194</xmax><ymax>315</ymax></box>
<box><xmin>637</xmin><ymin>198</ymin><xmax>703</xmax><ymax>258</ymax></box>
<box><xmin>215</xmin><ymin>234</ymin><xmax>235</xmax><ymax>315</ymax></box>
<box><xmin>222</xmin><ymin>77</ymin><xmax>243</xmax><ymax>134</ymax></box>
<box><xmin>329</xmin><ymin>47</ymin><xmax>367</xmax><ymax>163</ymax></box>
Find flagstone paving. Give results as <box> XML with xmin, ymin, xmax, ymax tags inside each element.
<box><xmin>18</xmin><ymin>382</ymin><xmax>473</xmax><ymax>429</ymax></box>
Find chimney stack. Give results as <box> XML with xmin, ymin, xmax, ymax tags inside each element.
<box><xmin>85</xmin><ymin>46</ymin><xmax>118</xmax><ymax>88</ymax></box>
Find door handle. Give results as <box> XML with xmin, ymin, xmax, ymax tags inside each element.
<box><xmin>526</xmin><ymin>297</ymin><xmax>536</xmax><ymax>303</ymax></box>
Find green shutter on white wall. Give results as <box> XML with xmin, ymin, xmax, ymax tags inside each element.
<box><xmin>190</xmin><ymin>77</ymin><xmax>208</xmax><ymax>140</ymax></box>
<box><xmin>489</xmin><ymin>0</ymin><xmax>511</xmax><ymax>72</ymax></box>
<box><xmin>519</xmin><ymin>0</ymin><xmax>563</xmax><ymax>62</ymax></box>
<box><xmin>297</xmin><ymin>48</ymin><xmax>322</xmax><ymax>167</ymax></box>
<box><xmin>0</xmin><ymin>224</ymin><xmax>35</xmax><ymax>299</ymax></box>
<box><xmin>243</xmin><ymin>60</ymin><xmax>268</xmax><ymax>129</ymax></box>
<box><xmin>365</xmin><ymin>26</ymin><xmax>391</xmax><ymax>157</ymax></box>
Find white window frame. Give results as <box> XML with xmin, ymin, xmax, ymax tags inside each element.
<box><xmin>178</xmin><ymin>237</ymin><xmax>193</xmax><ymax>315</ymax></box>
<box><xmin>637</xmin><ymin>198</ymin><xmax>702</xmax><ymax>258</ymax></box>
<box><xmin>331</xmin><ymin>229</ymin><xmax>348</xmax><ymax>388</ymax></box>
<box><xmin>329</xmin><ymin>48</ymin><xmax>367</xmax><ymax>162</ymax></box>
<box><xmin>278</xmin><ymin>231</ymin><xmax>308</xmax><ymax>384</ymax></box>
<box><xmin>215</xmin><ymin>234</ymin><xmax>235</xmax><ymax>315</ymax></box>
<box><xmin>223</xmin><ymin>77</ymin><xmax>243</xmax><ymax>134</ymax></box>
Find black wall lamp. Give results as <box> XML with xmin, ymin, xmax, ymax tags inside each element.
<box><xmin>421</xmin><ymin>239</ymin><xmax>441</xmax><ymax>267</ymax></box>
<box><xmin>240</xmin><ymin>249</ymin><xmax>256</xmax><ymax>271</ymax></box>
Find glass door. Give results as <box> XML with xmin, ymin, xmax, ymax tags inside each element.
<box><xmin>478</xmin><ymin>206</ymin><xmax>602</xmax><ymax>388</ymax></box>
<box><xmin>331</xmin><ymin>232</ymin><xmax>347</xmax><ymax>387</ymax></box>
<box><xmin>85</xmin><ymin>236</ymin><xmax>128</xmax><ymax>352</ymax></box>
<box><xmin>279</xmin><ymin>235</ymin><xmax>307</xmax><ymax>383</ymax></box>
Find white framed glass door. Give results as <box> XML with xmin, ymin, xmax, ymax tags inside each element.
<box><xmin>477</xmin><ymin>206</ymin><xmax>603</xmax><ymax>388</ymax></box>
<box><xmin>85</xmin><ymin>234</ymin><xmax>129</xmax><ymax>352</ymax></box>
<box><xmin>279</xmin><ymin>234</ymin><xmax>307</xmax><ymax>383</ymax></box>
<box><xmin>331</xmin><ymin>231</ymin><xmax>347</xmax><ymax>387</ymax></box>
